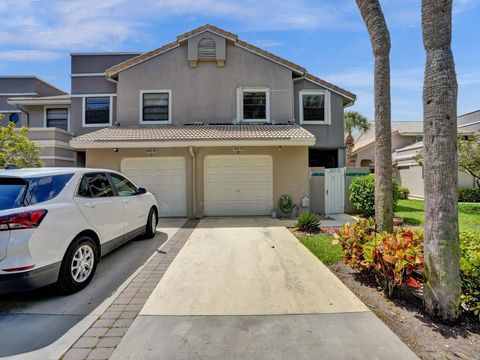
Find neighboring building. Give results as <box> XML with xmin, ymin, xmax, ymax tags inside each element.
<box><xmin>394</xmin><ymin>111</ymin><xmax>480</xmax><ymax>198</ymax></box>
<box><xmin>350</xmin><ymin>121</ymin><xmax>423</xmax><ymax>168</ymax></box>
<box><xmin>4</xmin><ymin>24</ymin><xmax>356</xmax><ymax>218</ymax></box>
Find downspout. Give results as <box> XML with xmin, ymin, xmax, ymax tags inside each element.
<box><xmin>188</xmin><ymin>146</ymin><xmax>198</xmax><ymax>219</ymax></box>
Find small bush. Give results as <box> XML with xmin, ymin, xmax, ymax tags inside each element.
<box><xmin>348</xmin><ymin>174</ymin><xmax>400</xmax><ymax>216</ymax></box>
<box><xmin>458</xmin><ymin>187</ymin><xmax>480</xmax><ymax>203</ymax></box>
<box><xmin>295</xmin><ymin>212</ymin><xmax>321</xmax><ymax>234</ymax></box>
<box><xmin>334</xmin><ymin>219</ymin><xmax>424</xmax><ymax>298</ymax></box>
<box><xmin>460</xmin><ymin>231</ymin><xmax>480</xmax><ymax>320</ymax></box>
<box><xmin>398</xmin><ymin>186</ymin><xmax>410</xmax><ymax>200</ymax></box>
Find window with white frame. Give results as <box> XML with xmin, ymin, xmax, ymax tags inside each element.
<box><xmin>84</xmin><ymin>97</ymin><xmax>110</xmax><ymax>125</ymax></box>
<box><xmin>46</xmin><ymin>108</ymin><xmax>68</xmax><ymax>131</ymax></box>
<box><xmin>140</xmin><ymin>91</ymin><xmax>171</xmax><ymax>123</ymax></box>
<box><xmin>299</xmin><ymin>90</ymin><xmax>331</xmax><ymax>125</ymax></box>
<box><xmin>239</xmin><ymin>88</ymin><xmax>270</xmax><ymax>122</ymax></box>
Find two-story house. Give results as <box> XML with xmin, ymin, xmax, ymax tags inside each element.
<box><xmin>6</xmin><ymin>25</ymin><xmax>356</xmax><ymax>218</ymax></box>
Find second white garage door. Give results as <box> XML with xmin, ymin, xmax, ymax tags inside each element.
<box><xmin>204</xmin><ymin>155</ymin><xmax>273</xmax><ymax>216</ymax></box>
<box><xmin>121</xmin><ymin>157</ymin><xmax>187</xmax><ymax>217</ymax></box>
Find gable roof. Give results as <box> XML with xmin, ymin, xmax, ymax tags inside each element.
<box><xmin>104</xmin><ymin>24</ymin><xmax>354</xmax><ymax>103</ymax></box>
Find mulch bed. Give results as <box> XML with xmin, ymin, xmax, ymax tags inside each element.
<box><xmin>328</xmin><ymin>262</ymin><xmax>480</xmax><ymax>360</ymax></box>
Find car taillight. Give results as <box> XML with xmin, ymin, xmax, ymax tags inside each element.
<box><xmin>0</xmin><ymin>209</ymin><xmax>48</xmax><ymax>231</ymax></box>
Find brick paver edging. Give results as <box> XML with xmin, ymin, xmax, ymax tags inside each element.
<box><xmin>62</xmin><ymin>219</ymin><xmax>199</xmax><ymax>360</ymax></box>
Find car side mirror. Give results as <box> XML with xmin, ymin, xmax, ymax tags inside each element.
<box><xmin>137</xmin><ymin>187</ymin><xmax>147</xmax><ymax>195</ymax></box>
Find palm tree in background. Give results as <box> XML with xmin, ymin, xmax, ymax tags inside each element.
<box><xmin>356</xmin><ymin>0</ymin><xmax>393</xmax><ymax>232</ymax></box>
<box><xmin>344</xmin><ymin>111</ymin><xmax>370</xmax><ymax>166</ymax></box>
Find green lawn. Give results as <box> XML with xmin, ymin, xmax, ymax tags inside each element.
<box><xmin>297</xmin><ymin>233</ymin><xmax>343</xmax><ymax>265</ymax></box>
<box><xmin>396</xmin><ymin>199</ymin><xmax>480</xmax><ymax>235</ymax></box>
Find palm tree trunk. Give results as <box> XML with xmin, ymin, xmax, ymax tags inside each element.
<box><xmin>356</xmin><ymin>0</ymin><xmax>393</xmax><ymax>232</ymax></box>
<box><xmin>422</xmin><ymin>0</ymin><xmax>461</xmax><ymax>323</ymax></box>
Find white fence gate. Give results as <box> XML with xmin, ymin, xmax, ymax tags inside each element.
<box><xmin>325</xmin><ymin>168</ymin><xmax>345</xmax><ymax>214</ymax></box>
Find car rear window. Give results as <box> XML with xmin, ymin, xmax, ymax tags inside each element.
<box><xmin>0</xmin><ymin>174</ymin><xmax>74</xmax><ymax>210</ymax></box>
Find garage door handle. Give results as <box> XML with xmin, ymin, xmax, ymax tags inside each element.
<box><xmin>85</xmin><ymin>203</ymin><xmax>96</xmax><ymax>208</ymax></box>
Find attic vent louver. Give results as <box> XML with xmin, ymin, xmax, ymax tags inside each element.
<box><xmin>198</xmin><ymin>38</ymin><xmax>216</xmax><ymax>60</ymax></box>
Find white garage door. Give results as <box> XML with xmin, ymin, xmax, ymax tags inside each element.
<box><xmin>121</xmin><ymin>157</ymin><xmax>187</xmax><ymax>217</ymax></box>
<box><xmin>204</xmin><ymin>155</ymin><xmax>273</xmax><ymax>216</ymax></box>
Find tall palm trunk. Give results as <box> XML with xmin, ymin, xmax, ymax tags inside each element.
<box><xmin>356</xmin><ymin>0</ymin><xmax>393</xmax><ymax>232</ymax></box>
<box><xmin>422</xmin><ymin>0</ymin><xmax>461</xmax><ymax>322</ymax></box>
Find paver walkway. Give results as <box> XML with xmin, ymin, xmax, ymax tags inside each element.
<box><xmin>110</xmin><ymin>218</ymin><xmax>418</xmax><ymax>360</ymax></box>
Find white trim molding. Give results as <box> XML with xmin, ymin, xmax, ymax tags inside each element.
<box><xmin>71</xmin><ymin>93</ymin><xmax>117</xmax><ymax>98</ymax></box>
<box><xmin>71</xmin><ymin>73</ymin><xmax>106</xmax><ymax>77</ymax></box>
<box><xmin>0</xmin><ymin>92</ymin><xmax>38</xmax><ymax>96</ymax></box>
<box><xmin>0</xmin><ymin>109</ymin><xmax>21</xmax><ymax>113</ymax></box>
<box><xmin>70</xmin><ymin>138</ymin><xmax>315</xmax><ymax>149</ymax></box>
<box><xmin>82</xmin><ymin>95</ymin><xmax>113</xmax><ymax>128</ymax></box>
<box><xmin>237</xmin><ymin>87</ymin><xmax>270</xmax><ymax>123</ymax></box>
<box><xmin>139</xmin><ymin>89</ymin><xmax>172</xmax><ymax>125</ymax></box>
<box><xmin>299</xmin><ymin>89</ymin><xmax>331</xmax><ymax>125</ymax></box>
<box><xmin>33</xmin><ymin>140</ymin><xmax>73</xmax><ymax>150</ymax></box>
<box><xmin>44</xmin><ymin>105</ymin><xmax>70</xmax><ymax>132</ymax></box>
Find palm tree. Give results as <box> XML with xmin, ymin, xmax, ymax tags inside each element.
<box><xmin>344</xmin><ymin>111</ymin><xmax>370</xmax><ymax>166</ymax></box>
<box><xmin>422</xmin><ymin>0</ymin><xmax>461</xmax><ymax>323</ymax></box>
<box><xmin>356</xmin><ymin>0</ymin><xmax>393</xmax><ymax>232</ymax></box>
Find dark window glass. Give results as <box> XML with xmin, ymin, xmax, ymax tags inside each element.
<box><xmin>309</xmin><ymin>149</ymin><xmax>338</xmax><ymax>168</ymax></box>
<box><xmin>0</xmin><ymin>177</ymin><xmax>27</xmax><ymax>210</ymax></box>
<box><xmin>143</xmin><ymin>93</ymin><xmax>169</xmax><ymax>122</ymax></box>
<box><xmin>109</xmin><ymin>173</ymin><xmax>137</xmax><ymax>196</ymax></box>
<box><xmin>46</xmin><ymin>108</ymin><xmax>68</xmax><ymax>130</ymax></box>
<box><xmin>243</xmin><ymin>91</ymin><xmax>266</xmax><ymax>120</ymax></box>
<box><xmin>85</xmin><ymin>97</ymin><xmax>110</xmax><ymax>125</ymax></box>
<box><xmin>78</xmin><ymin>173</ymin><xmax>113</xmax><ymax>198</ymax></box>
<box><xmin>9</xmin><ymin>113</ymin><xmax>20</xmax><ymax>124</ymax></box>
<box><xmin>0</xmin><ymin>174</ymin><xmax>73</xmax><ymax>210</ymax></box>
<box><xmin>303</xmin><ymin>94</ymin><xmax>325</xmax><ymax>121</ymax></box>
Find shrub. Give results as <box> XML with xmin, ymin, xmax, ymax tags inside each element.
<box><xmin>295</xmin><ymin>212</ymin><xmax>321</xmax><ymax>234</ymax></box>
<box><xmin>348</xmin><ymin>174</ymin><xmax>400</xmax><ymax>216</ymax></box>
<box><xmin>334</xmin><ymin>220</ymin><xmax>424</xmax><ymax>298</ymax></box>
<box><xmin>458</xmin><ymin>188</ymin><xmax>480</xmax><ymax>203</ymax></box>
<box><xmin>460</xmin><ymin>231</ymin><xmax>480</xmax><ymax>320</ymax></box>
<box><xmin>398</xmin><ymin>186</ymin><xmax>410</xmax><ymax>200</ymax></box>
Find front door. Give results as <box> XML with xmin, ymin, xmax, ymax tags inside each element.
<box><xmin>325</xmin><ymin>168</ymin><xmax>345</xmax><ymax>214</ymax></box>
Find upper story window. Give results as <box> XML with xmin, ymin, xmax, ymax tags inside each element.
<box><xmin>45</xmin><ymin>108</ymin><xmax>68</xmax><ymax>131</ymax></box>
<box><xmin>140</xmin><ymin>90</ymin><xmax>171</xmax><ymax>124</ymax></box>
<box><xmin>238</xmin><ymin>88</ymin><xmax>270</xmax><ymax>122</ymax></box>
<box><xmin>9</xmin><ymin>113</ymin><xmax>20</xmax><ymax>124</ymax></box>
<box><xmin>84</xmin><ymin>97</ymin><xmax>111</xmax><ymax>127</ymax></box>
<box><xmin>299</xmin><ymin>90</ymin><xmax>331</xmax><ymax>125</ymax></box>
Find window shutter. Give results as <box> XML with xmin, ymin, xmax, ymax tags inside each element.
<box><xmin>198</xmin><ymin>38</ymin><xmax>216</xmax><ymax>60</ymax></box>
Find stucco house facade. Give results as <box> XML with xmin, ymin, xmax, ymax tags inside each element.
<box><xmin>5</xmin><ymin>25</ymin><xmax>356</xmax><ymax>218</ymax></box>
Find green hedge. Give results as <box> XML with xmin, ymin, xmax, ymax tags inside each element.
<box><xmin>460</xmin><ymin>231</ymin><xmax>480</xmax><ymax>320</ymax></box>
<box><xmin>398</xmin><ymin>186</ymin><xmax>410</xmax><ymax>200</ymax></box>
<box><xmin>459</xmin><ymin>187</ymin><xmax>480</xmax><ymax>202</ymax></box>
<box><xmin>348</xmin><ymin>174</ymin><xmax>400</xmax><ymax>216</ymax></box>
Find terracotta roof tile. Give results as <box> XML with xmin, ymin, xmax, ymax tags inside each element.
<box><xmin>71</xmin><ymin>124</ymin><xmax>314</xmax><ymax>143</ymax></box>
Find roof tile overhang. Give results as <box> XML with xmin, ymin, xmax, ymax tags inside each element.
<box><xmin>8</xmin><ymin>95</ymin><xmax>71</xmax><ymax>105</ymax></box>
<box><xmin>70</xmin><ymin>124</ymin><xmax>315</xmax><ymax>149</ymax></box>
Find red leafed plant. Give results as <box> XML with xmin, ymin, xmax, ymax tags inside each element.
<box><xmin>334</xmin><ymin>219</ymin><xmax>424</xmax><ymax>298</ymax></box>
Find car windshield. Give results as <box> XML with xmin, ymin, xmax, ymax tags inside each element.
<box><xmin>0</xmin><ymin>174</ymin><xmax>74</xmax><ymax>210</ymax></box>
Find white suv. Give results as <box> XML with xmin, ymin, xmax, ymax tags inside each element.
<box><xmin>0</xmin><ymin>168</ymin><xmax>159</xmax><ymax>294</ymax></box>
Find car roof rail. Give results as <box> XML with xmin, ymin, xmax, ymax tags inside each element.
<box><xmin>4</xmin><ymin>163</ymin><xmax>19</xmax><ymax>170</ymax></box>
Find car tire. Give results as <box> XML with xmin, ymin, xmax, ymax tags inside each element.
<box><xmin>144</xmin><ymin>207</ymin><xmax>158</xmax><ymax>239</ymax></box>
<box><xmin>57</xmin><ymin>235</ymin><xmax>99</xmax><ymax>294</ymax></box>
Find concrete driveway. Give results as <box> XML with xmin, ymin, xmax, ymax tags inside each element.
<box><xmin>112</xmin><ymin>218</ymin><xmax>418</xmax><ymax>360</ymax></box>
<box><xmin>0</xmin><ymin>218</ymin><xmax>186</xmax><ymax>359</ymax></box>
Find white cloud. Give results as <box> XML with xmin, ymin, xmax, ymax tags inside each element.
<box><xmin>0</xmin><ymin>50</ymin><xmax>63</xmax><ymax>61</ymax></box>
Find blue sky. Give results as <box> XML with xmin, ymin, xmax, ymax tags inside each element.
<box><xmin>0</xmin><ymin>0</ymin><xmax>479</xmax><ymax>121</ymax></box>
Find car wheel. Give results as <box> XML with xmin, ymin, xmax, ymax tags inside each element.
<box><xmin>57</xmin><ymin>235</ymin><xmax>99</xmax><ymax>294</ymax></box>
<box><xmin>144</xmin><ymin>207</ymin><xmax>158</xmax><ymax>239</ymax></box>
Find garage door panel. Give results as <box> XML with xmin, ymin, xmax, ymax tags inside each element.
<box><xmin>204</xmin><ymin>155</ymin><xmax>273</xmax><ymax>216</ymax></box>
<box><xmin>121</xmin><ymin>157</ymin><xmax>187</xmax><ymax>217</ymax></box>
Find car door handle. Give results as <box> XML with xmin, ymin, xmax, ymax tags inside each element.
<box><xmin>84</xmin><ymin>203</ymin><xmax>96</xmax><ymax>208</ymax></box>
